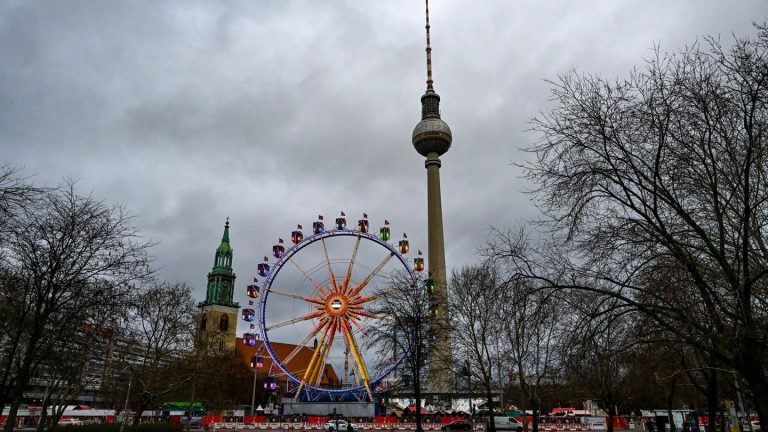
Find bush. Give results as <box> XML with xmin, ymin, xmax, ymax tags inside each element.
<box><xmin>52</xmin><ymin>423</ymin><xmax>184</xmax><ymax>432</ymax></box>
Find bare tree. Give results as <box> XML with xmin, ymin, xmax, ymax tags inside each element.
<box><xmin>36</xmin><ymin>323</ymin><xmax>117</xmax><ymax>431</ymax></box>
<box><xmin>0</xmin><ymin>164</ymin><xmax>43</xmax><ymax>235</ymax></box>
<box><xmin>502</xmin><ymin>282</ymin><xmax>562</xmax><ymax>432</ymax></box>
<box><xmin>0</xmin><ymin>181</ymin><xmax>152</xmax><ymax>432</ymax></box>
<box><xmin>0</xmin><ymin>165</ymin><xmax>45</xmax><ymax>412</ymax></box>
<box><xmin>510</xmin><ymin>22</ymin><xmax>768</xmax><ymax>420</ymax></box>
<box><xmin>484</xmin><ymin>228</ymin><xmax>565</xmax><ymax>432</ymax></box>
<box><xmin>449</xmin><ymin>264</ymin><xmax>507</xmax><ymax>432</ymax></box>
<box><xmin>368</xmin><ymin>273</ymin><xmax>440</xmax><ymax>432</ymax></box>
<box><xmin>128</xmin><ymin>281</ymin><xmax>196</xmax><ymax>423</ymax></box>
<box><xmin>561</xmin><ymin>295</ymin><xmax>639</xmax><ymax>432</ymax></box>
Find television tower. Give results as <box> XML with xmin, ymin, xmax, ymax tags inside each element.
<box><xmin>412</xmin><ymin>0</ymin><xmax>453</xmax><ymax>393</ymax></box>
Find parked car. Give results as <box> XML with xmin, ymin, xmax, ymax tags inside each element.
<box><xmin>487</xmin><ymin>417</ymin><xmax>523</xmax><ymax>432</ymax></box>
<box><xmin>58</xmin><ymin>418</ymin><xmax>83</xmax><ymax>426</ymax></box>
<box><xmin>326</xmin><ymin>420</ymin><xmax>356</xmax><ymax>432</ymax></box>
<box><xmin>441</xmin><ymin>420</ymin><xmax>473</xmax><ymax>432</ymax></box>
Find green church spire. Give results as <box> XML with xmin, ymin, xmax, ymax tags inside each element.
<box><xmin>214</xmin><ymin>218</ymin><xmax>233</xmax><ymax>272</ymax></box>
<box><xmin>203</xmin><ymin>218</ymin><xmax>238</xmax><ymax>307</ymax></box>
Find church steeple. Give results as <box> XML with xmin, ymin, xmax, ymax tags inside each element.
<box><xmin>213</xmin><ymin>218</ymin><xmax>233</xmax><ymax>273</ymax></box>
<box><xmin>195</xmin><ymin>219</ymin><xmax>240</xmax><ymax>356</ymax></box>
<box><xmin>204</xmin><ymin>218</ymin><xmax>238</xmax><ymax>306</ymax></box>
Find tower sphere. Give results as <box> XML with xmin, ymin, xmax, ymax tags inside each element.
<box><xmin>412</xmin><ymin>90</ymin><xmax>452</xmax><ymax>157</ymax></box>
<box><xmin>412</xmin><ymin>117</ymin><xmax>452</xmax><ymax>156</ymax></box>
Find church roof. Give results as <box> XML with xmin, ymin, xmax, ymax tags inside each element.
<box><xmin>234</xmin><ymin>338</ymin><xmax>341</xmax><ymax>388</ymax></box>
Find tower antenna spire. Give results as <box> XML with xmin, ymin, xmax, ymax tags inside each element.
<box><xmin>425</xmin><ymin>0</ymin><xmax>433</xmax><ymax>90</ymax></box>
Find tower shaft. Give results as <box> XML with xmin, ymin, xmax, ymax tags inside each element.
<box><xmin>412</xmin><ymin>0</ymin><xmax>454</xmax><ymax>394</ymax></box>
<box><xmin>425</xmin><ymin>153</ymin><xmax>453</xmax><ymax>393</ymax></box>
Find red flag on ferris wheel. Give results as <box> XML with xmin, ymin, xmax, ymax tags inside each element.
<box><xmin>298</xmin><ymin>224</ymin><xmax>303</xmax><ymax>230</ymax></box>
<box><xmin>363</xmin><ymin>213</ymin><xmax>368</xmax><ymax>219</ymax></box>
<box><xmin>279</xmin><ymin>238</ymin><xmax>284</xmax><ymax>244</ymax></box>
<box><xmin>263</xmin><ymin>256</ymin><xmax>269</xmax><ymax>262</ymax></box>
<box><xmin>385</xmin><ymin>220</ymin><xmax>389</xmax><ymax>225</ymax></box>
<box><xmin>318</xmin><ymin>215</ymin><xmax>324</xmax><ymax>220</ymax></box>
<box><xmin>341</xmin><ymin>211</ymin><xmax>346</xmax><ymax>216</ymax></box>
<box><xmin>403</xmin><ymin>233</ymin><xmax>408</xmax><ymax>238</ymax></box>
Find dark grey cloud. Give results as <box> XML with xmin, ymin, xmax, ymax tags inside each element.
<box><xmin>1</xmin><ymin>0</ymin><xmax>766</xmax><ymax>351</ymax></box>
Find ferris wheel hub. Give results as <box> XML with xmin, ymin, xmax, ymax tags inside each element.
<box><xmin>325</xmin><ymin>294</ymin><xmax>349</xmax><ymax>316</ymax></box>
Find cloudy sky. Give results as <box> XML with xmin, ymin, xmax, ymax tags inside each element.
<box><xmin>1</xmin><ymin>1</ymin><xmax>765</xmax><ymax>340</ymax></box>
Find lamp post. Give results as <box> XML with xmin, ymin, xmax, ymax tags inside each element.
<box><xmin>250</xmin><ymin>369</ymin><xmax>257</xmax><ymax>416</ymax></box>
<box><xmin>119</xmin><ymin>373</ymin><xmax>133</xmax><ymax>432</ymax></box>
<box><xmin>465</xmin><ymin>361</ymin><xmax>473</xmax><ymax>423</ymax></box>
<box><xmin>250</xmin><ymin>355</ymin><xmax>263</xmax><ymax>415</ymax></box>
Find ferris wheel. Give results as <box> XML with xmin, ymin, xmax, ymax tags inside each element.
<box><xmin>241</xmin><ymin>213</ymin><xmax>423</xmax><ymax>401</ymax></box>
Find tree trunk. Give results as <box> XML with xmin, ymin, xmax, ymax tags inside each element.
<box><xmin>0</xmin><ymin>321</ymin><xmax>25</xmax><ymax>417</ymax></box>
<box><xmin>415</xmin><ymin>376</ymin><xmax>423</xmax><ymax>432</ymax></box>
<box><xmin>667</xmin><ymin>377</ymin><xmax>677</xmax><ymax>432</ymax></box>
<box><xmin>36</xmin><ymin>391</ymin><xmax>51</xmax><ymax>432</ymax></box>
<box><xmin>3</xmin><ymin>349</ymin><xmax>36</xmax><ymax>432</ymax></box>
<box><xmin>742</xmin><ymin>369</ymin><xmax>768</xmax><ymax>432</ymax></box>
<box><xmin>607</xmin><ymin>405</ymin><xmax>615</xmax><ymax>432</ymax></box>
<box><xmin>487</xmin><ymin>384</ymin><xmax>496</xmax><ymax>432</ymax></box>
<box><xmin>4</xmin><ymin>390</ymin><xmax>24</xmax><ymax>432</ymax></box>
<box><xmin>37</xmin><ymin>409</ymin><xmax>48</xmax><ymax>432</ymax></box>
<box><xmin>519</xmin><ymin>388</ymin><xmax>528</xmax><ymax>432</ymax></box>
<box><xmin>133</xmin><ymin>401</ymin><xmax>145</xmax><ymax>426</ymax></box>
<box><xmin>3</xmin><ymin>308</ymin><xmax>46</xmax><ymax>432</ymax></box>
<box><xmin>414</xmin><ymin>330</ymin><xmax>424</xmax><ymax>432</ymax></box>
<box><xmin>706</xmin><ymin>370</ymin><xmax>719</xmax><ymax>432</ymax></box>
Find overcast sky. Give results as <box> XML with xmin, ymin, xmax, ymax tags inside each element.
<box><xmin>1</xmin><ymin>1</ymin><xmax>766</xmax><ymax>339</ymax></box>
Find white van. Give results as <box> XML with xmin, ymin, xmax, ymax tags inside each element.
<box><xmin>487</xmin><ymin>417</ymin><xmax>523</xmax><ymax>432</ymax></box>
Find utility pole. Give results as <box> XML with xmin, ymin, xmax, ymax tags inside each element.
<box><xmin>186</xmin><ymin>379</ymin><xmax>196</xmax><ymax>431</ymax></box>
<box><xmin>251</xmin><ymin>368</ymin><xmax>257</xmax><ymax>415</ymax></box>
<box><xmin>119</xmin><ymin>373</ymin><xmax>133</xmax><ymax>432</ymax></box>
<box><xmin>250</xmin><ymin>354</ymin><xmax>263</xmax><ymax>416</ymax></box>
<box><xmin>465</xmin><ymin>361</ymin><xmax>473</xmax><ymax>424</ymax></box>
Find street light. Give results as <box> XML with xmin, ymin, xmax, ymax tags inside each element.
<box><xmin>250</xmin><ymin>355</ymin><xmax>263</xmax><ymax>415</ymax></box>
<box><xmin>119</xmin><ymin>372</ymin><xmax>133</xmax><ymax>432</ymax></box>
<box><xmin>464</xmin><ymin>361</ymin><xmax>473</xmax><ymax>423</ymax></box>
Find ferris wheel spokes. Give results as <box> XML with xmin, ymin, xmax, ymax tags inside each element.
<box><xmin>269</xmin><ymin>287</ymin><xmax>325</xmax><ymax>305</ymax></box>
<box><xmin>342</xmin><ymin>235</ymin><xmax>362</xmax><ymax>290</ymax></box>
<box><xmin>311</xmin><ymin>322</ymin><xmax>338</xmax><ymax>388</ymax></box>
<box><xmin>281</xmin><ymin>318</ymin><xmax>327</xmax><ymax>365</ymax></box>
<box><xmin>295</xmin><ymin>321</ymin><xmax>331</xmax><ymax>396</ymax></box>
<box><xmin>320</xmin><ymin>237</ymin><xmax>339</xmax><ymax>292</ymax></box>
<box><xmin>341</xmin><ymin>318</ymin><xmax>373</xmax><ymax>400</ymax></box>
<box><xmin>280</xmin><ymin>317</ymin><xmax>329</xmax><ymax>368</ymax></box>
<box><xmin>296</xmin><ymin>318</ymin><xmax>337</xmax><ymax>396</ymax></box>
<box><xmin>349</xmin><ymin>251</ymin><xmax>395</xmax><ymax>297</ymax></box>
<box><xmin>347</xmin><ymin>306</ymin><xmax>379</xmax><ymax>320</ymax></box>
<box><xmin>287</xmin><ymin>255</ymin><xmax>330</xmax><ymax>297</ymax></box>
<box><xmin>266</xmin><ymin>310</ymin><xmax>324</xmax><ymax>331</ymax></box>
<box><xmin>352</xmin><ymin>286</ymin><xmax>399</xmax><ymax>305</ymax></box>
